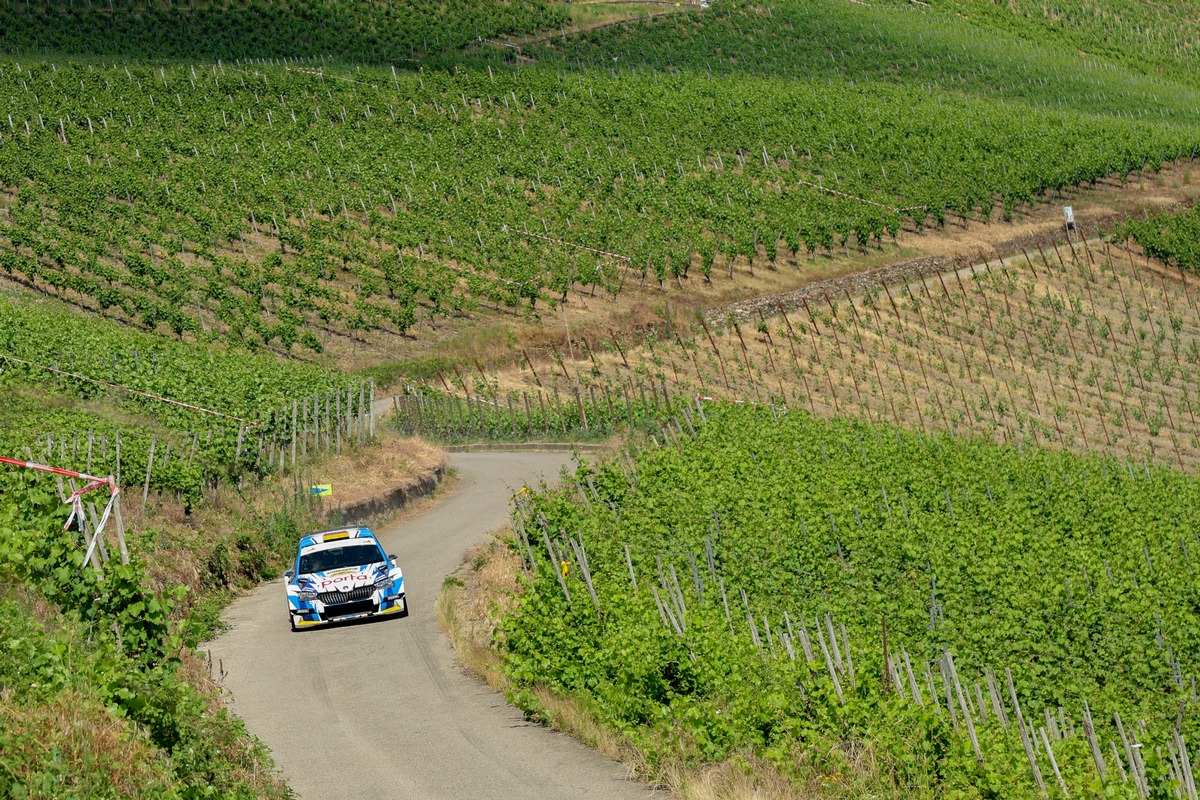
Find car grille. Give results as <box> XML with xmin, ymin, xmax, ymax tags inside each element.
<box><xmin>322</xmin><ymin>599</ymin><xmax>377</xmax><ymax>619</ymax></box>
<box><xmin>318</xmin><ymin>586</ymin><xmax>375</xmax><ymax>605</ymax></box>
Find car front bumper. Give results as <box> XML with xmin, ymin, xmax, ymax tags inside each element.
<box><xmin>291</xmin><ymin>592</ymin><xmax>406</xmax><ymax>627</ymax></box>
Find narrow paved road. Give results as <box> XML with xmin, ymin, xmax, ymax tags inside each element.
<box><xmin>206</xmin><ymin>452</ymin><xmax>655</xmax><ymax>800</ymax></box>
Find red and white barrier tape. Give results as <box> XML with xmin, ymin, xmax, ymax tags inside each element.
<box><xmin>796</xmin><ymin>179</ymin><xmax>927</xmax><ymax>215</ymax></box>
<box><xmin>506</xmin><ymin>226</ymin><xmax>632</xmax><ymax>262</ymax></box>
<box><xmin>0</xmin><ymin>353</ymin><xmax>262</xmax><ymax>427</ymax></box>
<box><xmin>0</xmin><ymin>455</ymin><xmax>119</xmax><ymax>570</ymax></box>
<box><xmin>409</xmin><ymin>251</ymin><xmax>540</xmax><ymax>289</ymax></box>
<box><xmin>0</xmin><ymin>454</ymin><xmax>115</xmax><ymax>492</ymax></box>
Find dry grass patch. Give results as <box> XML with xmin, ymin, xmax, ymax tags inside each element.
<box><xmin>666</xmin><ymin>757</ymin><xmax>811</xmax><ymax>800</ymax></box>
<box><xmin>294</xmin><ymin>431</ymin><xmax>445</xmax><ymax>509</ymax></box>
<box><xmin>437</xmin><ymin>534</ymin><xmax>521</xmax><ymax>691</ymax></box>
<box><xmin>524</xmin><ymin>684</ymin><xmax>644</xmax><ymax>767</ymax></box>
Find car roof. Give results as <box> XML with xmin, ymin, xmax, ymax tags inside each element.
<box><xmin>297</xmin><ymin>527</ymin><xmax>378</xmax><ymax>551</ymax></box>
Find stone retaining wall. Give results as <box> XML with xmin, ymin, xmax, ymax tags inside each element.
<box><xmin>701</xmin><ymin>217</ymin><xmax>1118</xmax><ymax>328</ymax></box>
<box><xmin>330</xmin><ymin>464</ymin><xmax>445</xmax><ymax>526</ymax></box>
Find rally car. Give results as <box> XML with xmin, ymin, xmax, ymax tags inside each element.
<box><xmin>283</xmin><ymin>527</ymin><xmax>407</xmax><ymax>631</ymax></box>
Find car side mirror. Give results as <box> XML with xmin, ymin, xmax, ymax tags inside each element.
<box><xmin>284</xmin><ymin>569</ymin><xmax>295</xmax><ymax>580</ymax></box>
<box><xmin>387</xmin><ymin>555</ymin><xmax>397</xmax><ymax>567</ymax></box>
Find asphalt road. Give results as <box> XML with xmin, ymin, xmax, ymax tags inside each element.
<box><xmin>205</xmin><ymin>451</ymin><xmax>655</xmax><ymax>800</ymax></box>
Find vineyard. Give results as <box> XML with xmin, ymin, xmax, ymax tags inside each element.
<box><xmin>389</xmin><ymin>379</ymin><xmax>683</xmax><ymax>443</ymax></box>
<box><xmin>1</xmin><ymin>0</ymin><xmax>1198</xmax><ymax>358</ymax></box>
<box><xmin>4</xmin><ymin>0</ymin><xmax>1200</xmax><ymax>796</ymax></box>
<box><xmin>1121</xmin><ymin>203</ymin><xmax>1200</xmax><ymax>273</ymax></box>
<box><xmin>530</xmin><ymin>0</ymin><xmax>1200</xmax><ymax>118</ymax></box>
<box><xmin>0</xmin><ymin>288</ymin><xmax>371</xmax><ymax>506</ymax></box>
<box><xmin>394</xmin><ymin>227</ymin><xmax>1200</xmax><ymax>482</ymax></box>
<box><xmin>910</xmin><ymin>0</ymin><xmax>1200</xmax><ymax>84</ymax></box>
<box><xmin>0</xmin><ymin>0</ymin><xmax>568</xmax><ymax>62</ymax></box>
<box><xmin>503</xmin><ymin>402</ymin><xmax>1200</xmax><ymax>796</ymax></box>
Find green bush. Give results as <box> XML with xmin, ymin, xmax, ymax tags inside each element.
<box><xmin>0</xmin><ymin>470</ymin><xmax>284</xmax><ymax>799</ymax></box>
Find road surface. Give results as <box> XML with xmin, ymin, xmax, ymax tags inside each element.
<box><xmin>206</xmin><ymin>451</ymin><xmax>655</xmax><ymax>800</ymax></box>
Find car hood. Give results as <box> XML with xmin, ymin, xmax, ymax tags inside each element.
<box><xmin>296</xmin><ymin>564</ymin><xmax>389</xmax><ymax>594</ymax></box>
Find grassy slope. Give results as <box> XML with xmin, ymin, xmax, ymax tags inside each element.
<box><xmin>0</xmin><ymin>469</ymin><xmax>289</xmax><ymax>799</ymax></box>
<box><xmin>910</xmin><ymin>0</ymin><xmax>1200</xmax><ymax>84</ymax></box>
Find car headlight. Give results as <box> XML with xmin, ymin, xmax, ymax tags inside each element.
<box><xmin>374</xmin><ymin>577</ymin><xmax>393</xmax><ymax>590</ymax></box>
<box><xmin>298</xmin><ymin>590</ymin><xmax>317</xmax><ymax>601</ymax></box>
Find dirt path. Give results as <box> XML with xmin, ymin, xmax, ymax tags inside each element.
<box><xmin>205</xmin><ymin>452</ymin><xmax>655</xmax><ymax>800</ymax></box>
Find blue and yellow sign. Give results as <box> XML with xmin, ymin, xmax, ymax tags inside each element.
<box><xmin>310</xmin><ymin>484</ymin><xmax>333</xmax><ymax>497</ymax></box>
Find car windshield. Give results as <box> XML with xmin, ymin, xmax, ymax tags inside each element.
<box><xmin>299</xmin><ymin>543</ymin><xmax>383</xmax><ymax>574</ymax></box>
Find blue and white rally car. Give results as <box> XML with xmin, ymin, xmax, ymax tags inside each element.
<box><xmin>284</xmin><ymin>527</ymin><xmax>407</xmax><ymax>631</ymax></box>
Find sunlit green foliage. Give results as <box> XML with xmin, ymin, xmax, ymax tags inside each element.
<box><xmin>909</xmin><ymin>0</ymin><xmax>1200</xmax><ymax>84</ymax></box>
<box><xmin>1</xmin><ymin>52</ymin><xmax>1195</xmax><ymax>349</ymax></box>
<box><xmin>1117</xmin><ymin>205</ymin><xmax>1200</xmax><ymax>272</ymax></box>
<box><xmin>506</xmin><ymin>403</ymin><xmax>1200</xmax><ymax>794</ymax></box>
<box><xmin>0</xmin><ymin>470</ymin><xmax>285</xmax><ymax>799</ymax></box>
<box><xmin>0</xmin><ymin>290</ymin><xmax>350</xmax><ymax>498</ymax></box>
